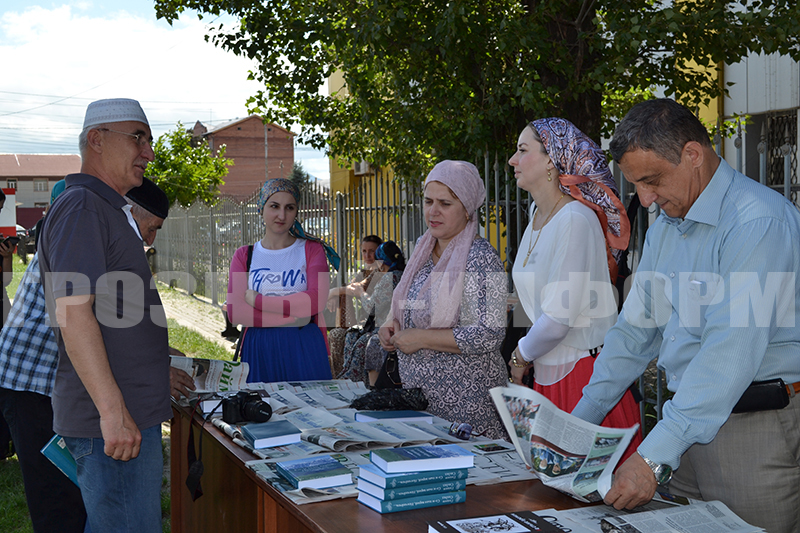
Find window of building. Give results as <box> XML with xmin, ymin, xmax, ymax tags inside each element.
<box><xmin>34</xmin><ymin>179</ymin><xmax>49</xmax><ymax>192</ymax></box>
<box><xmin>6</xmin><ymin>179</ymin><xmax>16</xmax><ymax>190</ymax></box>
<box><xmin>34</xmin><ymin>202</ymin><xmax>48</xmax><ymax>208</ymax></box>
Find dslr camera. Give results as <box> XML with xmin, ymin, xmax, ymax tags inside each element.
<box><xmin>222</xmin><ymin>391</ymin><xmax>272</xmax><ymax>424</ymax></box>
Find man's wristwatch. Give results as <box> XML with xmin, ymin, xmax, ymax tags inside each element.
<box><xmin>637</xmin><ymin>451</ymin><xmax>673</xmax><ymax>484</ymax></box>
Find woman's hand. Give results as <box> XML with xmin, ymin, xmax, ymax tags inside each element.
<box><xmin>391</xmin><ymin>328</ymin><xmax>426</xmax><ymax>355</ymax></box>
<box><xmin>509</xmin><ymin>363</ymin><xmax>532</xmax><ymax>385</ymax></box>
<box><xmin>350</xmin><ymin>282</ymin><xmax>365</xmax><ymax>299</ymax></box>
<box><xmin>326</xmin><ymin>293</ymin><xmax>340</xmax><ymax>313</ymax></box>
<box><xmin>378</xmin><ymin>318</ymin><xmax>400</xmax><ymax>351</ymax></box>
<box><xmin>508</xmin><ymin>347</ymin><xmax>532</xmax><ymax>384</ymax></box>
<box><xmin>245</xmin><ymin>289</ymin><xmax>258</xmax><ymax>307</ymax></box>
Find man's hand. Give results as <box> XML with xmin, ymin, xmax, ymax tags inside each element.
<box><xmin>99</xmin><ymin>407</ymin><xmax>141</xmax><ymax>461</ymax></box>
<box><xmin>604</xmin><ymin>452</ymin><xmax>658</xmax><ymax>510</ymax></box>
<box><xmin>170</xmin><ymin>368</ymin><xmax>195</xmax><ymax>400</ymax></box>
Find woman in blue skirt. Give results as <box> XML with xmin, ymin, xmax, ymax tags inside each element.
<box><xmin>226</xmin><ymin>178</ymin><xmax>334</xmax><ymax>383</ymax></box>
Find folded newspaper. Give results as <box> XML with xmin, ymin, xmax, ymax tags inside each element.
<box><xmin>489</xmin><ymin>385</ymin><xmax>638</xmax><ymax>503</ymax></box>
<box><xmin>169</xmin><ymin>355</ymin><xmax>249</xmax><ymax>393</ymax></box>
<box><xmin>599</xmin><ymin>500</ymin><xmax>764</xmax><ymax>533</ymax></box>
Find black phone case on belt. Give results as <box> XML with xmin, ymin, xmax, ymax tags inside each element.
<box><xmin>732</xmin><ymin>378</ymin><xmax>790</xmax><ymax>414</ymax></box>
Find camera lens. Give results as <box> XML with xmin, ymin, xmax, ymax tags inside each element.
<box><xmin>243</xmin><ymin>397</ymin><xmax>272</xmax><ymax>423</ymax></box>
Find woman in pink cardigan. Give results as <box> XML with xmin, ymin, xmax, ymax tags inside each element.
<box><xmin>227</xmin><ymin>179</ymin><xmax>333</xmax><ymax>383</ymax></box>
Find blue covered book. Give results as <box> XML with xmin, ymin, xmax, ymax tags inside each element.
<box><xmin>370</xmin><ymin>444</ymin><xmax>474</xmax><ymax>474</ymax></box>
<box><xmin>40</xmin><ymin>434</ymin><xmax>78</xmax><ymax>486</ymax></box>
<box><xmin>357</xmin><ymin>476</ymin><xmax>467</xmax><ymax>500</ymax></box>
<box><xmin>354</xmin><ymin>410</ymin><xmax>433</xmax><ymax>424</ymax></box>
<box><xmin>359</xmin><ymin>463</ymin><xmax>469</xmax><ymax>488</ymax></box>
<box><xmin>357</xmin><ymin>489</ymin><xmax>466</xmax><ymax>514</ymax></box>
<box><xmin>275</xmin><ymin>455</ymin><xmax>353</xmax><ymax>489</ymax></box>
<box><xmin>241</xmin><ymin>420</ymin><xmax>301</xmax><ymax>449</ymax></box>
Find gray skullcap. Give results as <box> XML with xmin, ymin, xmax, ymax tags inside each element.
<box><xmin>83</xmin><ymin>98</ymin><xmax>149</xmax><ymax>130</ymax></box>
<box><xmin>126</xmin><ymin>177</ymin><xmax>169</xmax><ymax>219</ymax></box>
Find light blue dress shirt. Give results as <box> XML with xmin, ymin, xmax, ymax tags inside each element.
<box><xmin>573</xmin><ymin>158</ymin><xmax>800</xmax><ymax>469</ymax></box>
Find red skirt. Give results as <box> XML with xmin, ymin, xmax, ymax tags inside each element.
<box><xmin>533</xmin><ymin>355</ymin><xmax>643</xmax><ymax>466</ymax></box>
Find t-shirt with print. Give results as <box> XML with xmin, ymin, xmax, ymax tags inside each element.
<box><xmin>249</xmin><ymin>239</ymin><xmax>308</xmax><ymax>296</ymax></box>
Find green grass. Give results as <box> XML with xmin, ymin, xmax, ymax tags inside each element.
<box><xmin>0</xmin><ymin>457</ymin><xmax>33</xmax><ymax>533</ymax></box>
<box><xmin>167</xmin><ymin>318</ymin><xmax>232</xmax><ymax>361</ymax></box>
<box><xmin>6</xmin><ymin>254</ymin><xmax>29</xmax><ymax>301</ymax></box>
<box><xmin>0</xmin><ymin>317</ymin><xmax>229</xmax><ymax>533</ymax></box>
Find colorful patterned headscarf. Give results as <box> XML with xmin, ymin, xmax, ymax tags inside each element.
<box><xmin>530</xmin><ymin>118</ymin><xmax>630</xmax><ymax>279</ymax></box>
<box><xmin>256</xmin><ymin>178</ymin><xmax>340</xmax><ymax>270</ymax></box>
<box><xmin>257</xmin><ymin>178</ymin><xmax>300</xmax><ymax>213</ymax></box>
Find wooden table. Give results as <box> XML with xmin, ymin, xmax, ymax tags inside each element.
<box><xmin>170</xmin><ymin>403</ymin><xmax>589</xmax><ymax>533</ymax></box>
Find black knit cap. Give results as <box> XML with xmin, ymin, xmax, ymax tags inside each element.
<box><xmin>126</xmin><ymin>177</ymin><xmax>169</xmax><ymax>219</ymax></box>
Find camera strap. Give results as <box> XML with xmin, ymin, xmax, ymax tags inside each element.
<box><xmin>184</xmin><ymin>400</ymin><xmax>223</xmax><ymax>501</ymax></box>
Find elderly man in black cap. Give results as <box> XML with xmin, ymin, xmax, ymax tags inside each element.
<box><xmin>39</xmin><ymin>98</ymin><xmax>175</xmax><ymax>532</ymax></box>
<box><xmin>127</xmin><ymin>176</ymin><xmax>170</xmax><ymax>246</ymax></box>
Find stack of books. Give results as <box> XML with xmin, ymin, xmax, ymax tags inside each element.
<box><xmin>356</xmin><ymin>444</ymin><xmax>474</xmax><ymax>514</ymax></box>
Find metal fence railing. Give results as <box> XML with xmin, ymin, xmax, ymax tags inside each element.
<box><xmin>153</xmin><ymin>111</ymin><xmax>799</xmax><ymax>434</ymax></box>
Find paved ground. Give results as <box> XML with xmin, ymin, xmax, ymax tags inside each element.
<box><xmin>156</xmin><ymin>283</ymin><xmax>236</xmax><ymax>354</ymax></box>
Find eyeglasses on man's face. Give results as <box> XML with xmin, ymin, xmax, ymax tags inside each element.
<box><xmin>97</xmin><ymin>127</ymin><xmax>153</xmax><ymax>148</ymax></box>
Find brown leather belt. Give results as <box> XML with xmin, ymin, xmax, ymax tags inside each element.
<box><xmin>787</xmin><ymin>381</ymin><xmax>800</xmax><ymax>397</ymax></box>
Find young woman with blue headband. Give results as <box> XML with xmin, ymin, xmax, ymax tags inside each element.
<box><xmin>226</xmin><ymin>178</ymin><xmax>335</xmax><ymax>382</ymax></box>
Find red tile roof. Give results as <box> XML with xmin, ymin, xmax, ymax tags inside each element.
<box><xmin>0</xmin><ymin>154</ymin><xmax>81</xmax><ymax>178</ymax></box>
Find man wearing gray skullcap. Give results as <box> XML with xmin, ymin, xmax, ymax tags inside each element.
<box><xmin>39</xmin><ymin>98</ymin><xmax>169</xmax><ymax>532</ymax></box>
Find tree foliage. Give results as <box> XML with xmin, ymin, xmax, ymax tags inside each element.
<box><xmin>290</xmin><ymin>161</ymin><xmax>312</xmax><ymax>197</ymax></box>
<box><xmin>154</xmin><ymin>0</ymin><xmax>800</xmax><ymax>180</ymax></box>
<box><xmin>145</xmin><ymin>122</ymin><xmax>233</xmax><ymax>206</ymax></box>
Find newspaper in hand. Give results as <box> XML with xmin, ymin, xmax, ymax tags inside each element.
<box><xmin>169</xmin><ymin>355</ymin><xmax>249</xmax><ymax>393</ymax></box>
<box><xmin>489</xmin><ymin>385</ymin><xmax>638</xmax><ymax>503</ymax></box>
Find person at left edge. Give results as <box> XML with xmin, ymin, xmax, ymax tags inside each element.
<box><xmin>0</xmin><ymin>189</ymin><xmax>15</xmax><ymax>462</ymax></box>
<box><xmin>38</xmin><ymin>98</ymin><xmax>169</xmax><ymax>533</ymax></box>
<box><xmin>227</xmin><ymin>178</ymin><xmax>334</xmax><ymax>383</ymax></box>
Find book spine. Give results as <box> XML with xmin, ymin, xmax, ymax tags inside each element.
<box><xmin>375</xmin><ymin>491</ymin><xmax>466</xmax><ymax>513</ymax></box>
<box><xmin>364</xmin><ymin>468</ymin><xmax>469</xmax><ymax>488</ymax></box>
<box><xmin>274</xmin><ymin>464</ymin><xmax>300</xmax><ymax>489</ymax></box>
<box><xmin>378</xmin><ymin>479</ymin><xmax>467</xmax><ymax>500</ymax></box>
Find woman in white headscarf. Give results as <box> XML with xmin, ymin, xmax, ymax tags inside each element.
<box><xmin>379</xmin><ymin>160</ymin><xmax>508</xmax><ymax>439</ymax></box>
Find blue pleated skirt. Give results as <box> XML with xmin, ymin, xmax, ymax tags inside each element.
<box><xmin>240</xmin><ymin>323</ymin><xmax>332</xmax><ymax>383</ymax></box>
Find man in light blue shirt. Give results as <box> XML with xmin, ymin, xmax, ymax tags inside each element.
<box><xmin>572</xmin><ymin>99</ymin><xmax>800</xmax><ymax>533</ymax></box>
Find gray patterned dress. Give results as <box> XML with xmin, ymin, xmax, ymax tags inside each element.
<box><xmin>397</xmin><ymin>237</ymin><xmax>508</xmax><ymax>439</ymax></box>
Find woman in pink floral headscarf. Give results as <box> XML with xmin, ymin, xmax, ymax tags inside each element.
<box><xmin>379</xmin><ymin>160</ymin><xmax>509</xmax><ymax>439</ymax></box>
<box><xmin>508</xmin><ymin>119</ymin><xmax>641</xmax><ymax>462</ymax></box>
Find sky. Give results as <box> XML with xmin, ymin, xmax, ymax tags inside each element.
<box><xmin>0</xmin><ymin>1</ymin><xmax>331</xmax><ymax>185</ymax></box>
